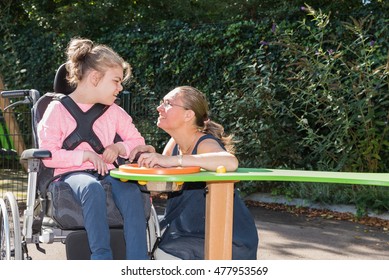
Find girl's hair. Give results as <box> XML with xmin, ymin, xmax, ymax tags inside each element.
<box><xmin>176</xmin><ymin>86</ymin><xmax>236</xmax><ymax>154</ymax></box>
<box><xmin>65</xmin><ymin>38</ymin><xmax>131</xmax><ymax>87</ymax></box>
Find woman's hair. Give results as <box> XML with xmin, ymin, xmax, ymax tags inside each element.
<box><xmin>176</xmin><ymin>86</ymin><xmax>236</xmax><ymax>153</ymax></box>
<box><xmin>65</xmin><ymin>38</ymin><xmax>131</xmax><ymax>87</ymax></box>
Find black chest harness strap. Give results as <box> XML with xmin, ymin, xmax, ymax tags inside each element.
<box><xmin>59</xmin><ymin>96</ymin><xmax>109</xmax><ymax>154</ymax></box>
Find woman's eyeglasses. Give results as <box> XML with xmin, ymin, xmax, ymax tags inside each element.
<box><xmin>159</xmin><ymin>100</ymin><xmax>187</xmax><ymax>109</ymax></box>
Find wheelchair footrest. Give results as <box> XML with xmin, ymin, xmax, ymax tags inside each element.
<box><xmin>65</xmin><ymin>229</ymin><xmax>126</xmax><ymax>260</ymax></box>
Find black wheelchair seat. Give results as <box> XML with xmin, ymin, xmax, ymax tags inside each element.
<box><xmin>46</xmin><ymin>179</ymin><xmax>124</xmax><ymax>230</ymax></box>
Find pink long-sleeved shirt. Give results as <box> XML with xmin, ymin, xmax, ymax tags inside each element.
<box><xmin>38</xmin><ymin>100</ymin><xmax>145</xmax><ymax>176</ymax></box>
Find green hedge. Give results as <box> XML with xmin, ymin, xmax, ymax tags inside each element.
<box><xmin>1</xmin><ymin>3</ymin><xmax>389</xmax><ymax>213</ymax></box>
<box><xmin>1</xmin><ymin>4</ymin><xmax>388</xmax><ymax>170</ymax></box>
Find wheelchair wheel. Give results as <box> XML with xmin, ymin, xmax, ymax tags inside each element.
<box><xmin>146</xmin><ymin>203</ymin><xmax>161</xmax><ymax>259</ymax></box>
<box><xmin>0</xmin><ymin>198</ymin><xmax>11</xmax><ymax>260</ymax></box>
<box><xmin>4</xmin><ymin>192</ymin><xmax>22</xmax><ymax>260</ymax></box>
<box><xmin>0</xmin><ymin>193</ymin><xmax>22</xmax><ymax>260</ymax></box>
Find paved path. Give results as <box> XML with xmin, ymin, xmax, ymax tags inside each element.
<box><xmin>25</xmin><ymin>202</ymin><xmax>389</xmax><ymax>260</ymax></box>
<box><xmin>251</xmin><ymin>205</ymin><xmax>389</xmax><ymax>259</ymax></box>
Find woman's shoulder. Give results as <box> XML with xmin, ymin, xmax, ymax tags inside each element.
<box><xmin>197</xmin><ymin>134</ymin><xmax>223</xmax><ymax>146</ymax></box>
<box><xmin>194</xmin><ymin>134</ymin><xmax>226</xmax><ymax>153</ymax></box>
<box><xmin>198</xmin><ymin>134</ymin><xmax>218</xmax><ymax>142</ymax></box>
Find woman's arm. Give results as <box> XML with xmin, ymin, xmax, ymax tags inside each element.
<box><xmin>137</xmin><ymin>138</ymin><xmax>239</xmax><ymax>171</ymax></box>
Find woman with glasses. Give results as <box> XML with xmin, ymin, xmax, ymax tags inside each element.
<box><xmin>129</xmin><ymin>86</ymin><xmax>258</xmax><ymax>260</ymax></box>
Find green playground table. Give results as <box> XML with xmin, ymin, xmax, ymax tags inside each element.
<box><xmin>110</xmin><ymin>167</ymin><xmax>389</xmax><ymax>260</ymax></box>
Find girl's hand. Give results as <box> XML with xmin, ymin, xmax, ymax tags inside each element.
<box><xmin>83</xmin><ymin>150</ymin><xmax>108</xmax><ymax>175</ymax></box>
<box><xmin>102</xmin><ymin>143</ymin><xmax>121</xmax><ymax>164</ymax></box>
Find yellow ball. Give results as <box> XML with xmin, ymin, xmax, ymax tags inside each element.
<box><xmin>216</xmin><ymin>166</ymin><xmax>226</xmax><ymax>173</ymax></box>
<box><xmin>120</xmin><ymin>179</ymin><xmax>128</xmax><ymax>182</ymax></box>
<box><xmin>138</xmin><ymin>180</ymin><xmax>148</xmax><ymax>185</ymax></box>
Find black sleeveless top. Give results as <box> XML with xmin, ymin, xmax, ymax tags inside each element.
<box><xmin>158</xmin><ymin>134</ymin><xmax>258</xmax><ymax>259</ymax></box>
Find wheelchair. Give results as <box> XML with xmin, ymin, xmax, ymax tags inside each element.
<box><xmin>0</xmin><ymin>64</ymin><xmax>163</xmax><ymax>260</ymax></box>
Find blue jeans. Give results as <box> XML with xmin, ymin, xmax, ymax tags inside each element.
<box><xmin>63</xmin><ymin>172</ymin><xmax>148</xmax><ymax>260</ymax></box>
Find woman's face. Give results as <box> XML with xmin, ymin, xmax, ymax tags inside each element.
<box><xmin>156</xmin><ymin>89</ymin><xmax>188</xmax><ymax>131</ymax></box>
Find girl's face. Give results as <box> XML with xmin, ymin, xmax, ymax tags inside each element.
<box><xmin>157</xmin><ymin>89</ymin><xmax>188</xmax><ymax>131</ymax></box>
<box><xmin>94</xmin><ymin>66</ymin><xmax>123</xmax><ymax>105</ymax></box>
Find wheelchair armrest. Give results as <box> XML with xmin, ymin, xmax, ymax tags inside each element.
<box><xmin>21</xmin><ymin>148</ymin><xmax>52</xmax><ymax>161</ymax></box>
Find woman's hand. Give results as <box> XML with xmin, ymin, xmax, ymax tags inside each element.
<box><xmin>129</xmin><ymin>145</ymin><xmax>156</xmax><ymax>163</ymax></box>
<box><xmin>83</xmin><ymin>150</ymin><xmax>108</xmax><ymax>175</ymax></box>
<box><xmin>137</xmin><ymin>152</ymin><xmax>176</xmax><ymax>168</ymax></box>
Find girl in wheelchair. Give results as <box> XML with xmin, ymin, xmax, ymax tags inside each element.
<box><xmin>38</xmin><ymin>38</ymin><xmax>148</xmax><ymax>260</ymax></box>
